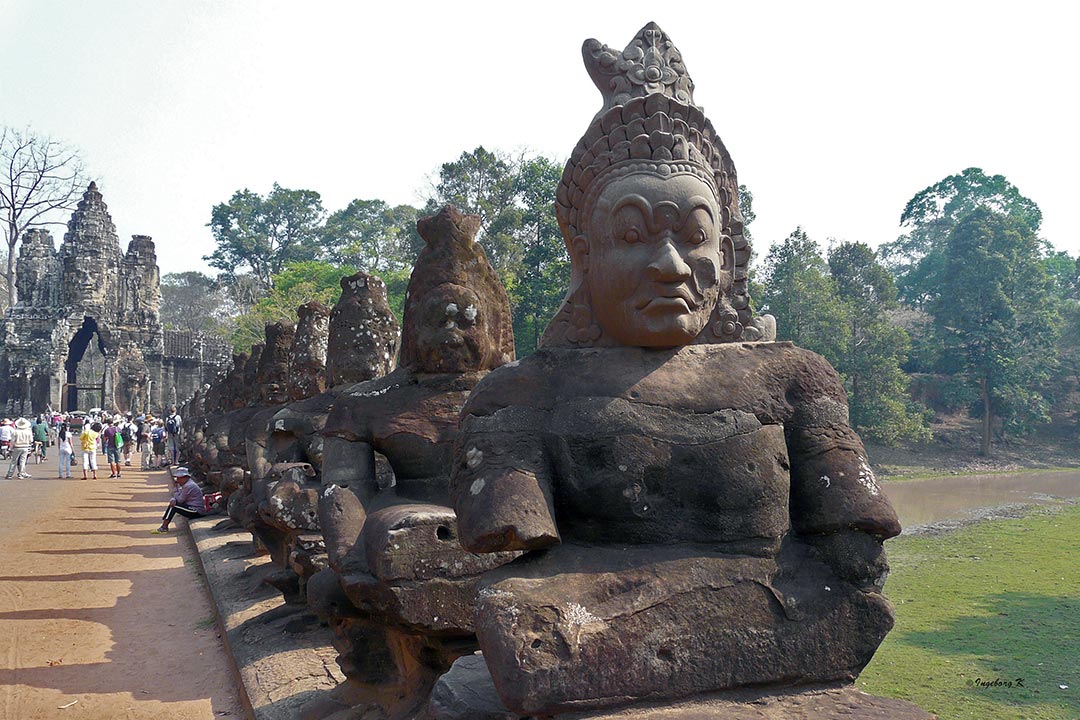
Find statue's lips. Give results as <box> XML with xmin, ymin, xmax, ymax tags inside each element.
<box><xmin>637</xmin><ymin>288</ymin><xmax>697</xmax><ymax>314</ymax></box>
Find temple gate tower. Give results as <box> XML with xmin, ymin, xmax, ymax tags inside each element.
<box><xmin>0</xmin><ymin>182</ymin><xmax>229</xmax><ymax>416</ymax></box>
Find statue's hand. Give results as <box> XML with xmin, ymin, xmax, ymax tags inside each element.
<box><xmin>805</xmin><ymin>529</ymin><xmax>890</xmax><ymax>593</ymax></box>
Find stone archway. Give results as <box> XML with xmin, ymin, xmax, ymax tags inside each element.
<box><xmin>63</xmin><ymin>316</ymin><xmax>109</xmax><ymax>412</ymax></box>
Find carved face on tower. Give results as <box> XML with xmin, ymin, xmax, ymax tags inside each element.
<box><xmin>582</xmin><ymin>171</ymin><xmax>730</xmax><ymax>347</ymax></box>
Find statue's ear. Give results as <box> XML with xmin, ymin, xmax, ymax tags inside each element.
<box><xmin>570</xmin><ymin>235</ymin><xmax>590</xmax><ymax>269</ymax></box>
<box><xmin>720</xmin><ymin>234</ymin><xmax>735</xmax><ymax>274</ymax></box>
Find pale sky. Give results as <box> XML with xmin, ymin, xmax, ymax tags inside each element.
<box><xmin>3</xmin><ymin>0</ymin><xmax>1078</xmax><ymax>277</ymax></box>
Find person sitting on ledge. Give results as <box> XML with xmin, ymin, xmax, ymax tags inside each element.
<box><xmin>152</xmin><ymin>467</ymin><xmax>204</xmax><ymax>534</ymax></box>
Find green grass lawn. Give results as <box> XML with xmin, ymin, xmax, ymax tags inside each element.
<box><xmin>859</xmin><ymin>503</ymin><xmax>1080</xmax><ymax>719</ymax></box>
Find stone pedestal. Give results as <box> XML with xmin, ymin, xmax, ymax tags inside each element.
<box><xmin>429</xmin><ymin>655</ymin><xmax>937</xmax><ymax>719</ymax></box>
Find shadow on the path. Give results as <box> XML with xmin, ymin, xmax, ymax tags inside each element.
<box><xmin>38</xmin><ymin>529</ymin><xmax>174</xmax><ymax>539</ymax></box>
<box><xmin>0</xmin><ymin>473</ymin><xmax>240</xmax><ymax>714</ymax></box>
<box><xmin>29</xmin><ymin>543</ymin><xmax>187</xmax><ymax>559</ymax></box>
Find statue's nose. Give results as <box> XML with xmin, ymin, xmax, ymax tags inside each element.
<box><xmin>647</xmin><ymin>239</ymin><xmax>691</xmax><ymax>281</ymax></box>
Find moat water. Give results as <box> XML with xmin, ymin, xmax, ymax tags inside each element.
<box><xmin>881</xmin><ymin>469</ymin><xmax>1080</xmax><ymax>531</ymax></box>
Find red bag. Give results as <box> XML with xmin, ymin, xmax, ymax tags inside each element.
<box><xmin>203</xmin><ymin>492</ymin><xmax>223</xmax><ymax>513</ymax></box>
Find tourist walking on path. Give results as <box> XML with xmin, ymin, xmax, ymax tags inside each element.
<box><xmin>0</xmin><ymin>418</ymin><xmax>13</xmax><ymax>459</ymax></box>
<box><xmin>138</xmin><ymin>414</ymin><xmax>152</xmax><ymax>469</ymax></box>
<box><xmin>151</xmin><ymin>419</ymin><xmax>166</xmax><ymax>468</ymax></box>
<box><xmin>31</xmin><ymin>415</ymin><xmax>49</xmax><ymax>462</ymax></box>
<box><xmin>80</xmin><ymin>421</ymin><xmax>101</xmax><ymax>480</ymax></box>
<box><xmin>102</xmin><ymin>417</ymin><xmax>124</xmax><ymax>478</ymax></box>
<box><xmin>152</xmin><ymin>466</ymin><xmax>204</xmax><ymax>534</ymax></box>
<box><xmin>165</xmin><ymin>406</ymin><xmax>182</xmax><ymax>466</ymax></box>
<box><xmin>5</xmin><ymin>418</ymin><xmax>33</xmax><ymax>479</ymax></box>
<box><xmin>120</xmin><ymin>414</ymin><xmax>136</xmax><ymax>467</ymax></box>
<box><xmin>57</xmin><ymin>422</ymin><xmax>73</xmax><ymax>478</ymax></box>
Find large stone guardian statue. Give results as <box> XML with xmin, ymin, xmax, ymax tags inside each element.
<box><xmin>439</xmin><ymin>22</ymin><xmax>927</xmax><ymax>719</ymax></box>
<box><xmin>304</xmin><ymin>205</ymin><xmax>519</xmax><ymax>719</ymax></box>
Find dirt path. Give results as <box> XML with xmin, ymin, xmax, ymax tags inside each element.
<box><xmin>0</xmin><ymin>454</ymin><xmax>245</xmax><ymax>720</ymax></box>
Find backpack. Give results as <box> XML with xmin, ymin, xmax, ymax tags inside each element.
<box><xmin>165</xmin><ymin>416</ymin><xmax>180</xmax><ymax>434</ymax></box>
<box><xmin>121</xmin><ymin>423</ymin><xmax>135</xmax><ymax>443</ymax></box>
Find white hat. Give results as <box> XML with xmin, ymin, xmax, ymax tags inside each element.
<box><xmin>173</xmin><ymin>467</ymin><xmax>191</xmax><ymax>478</ymax></box>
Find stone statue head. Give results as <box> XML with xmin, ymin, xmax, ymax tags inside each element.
<box><xmin>399</xmin><ymin>206</ymin><xmax>515</xmax><ymax>373</ymax></box>
<box><xmin>542</xmin><ymin>22</ymin><xmax>764</xmax><ymax>348</ymax></box>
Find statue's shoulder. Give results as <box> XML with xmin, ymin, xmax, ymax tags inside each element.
<box><xmin>324</xmin><ymin>368</ymin><xmax>417</xmax><ymax>437</ymax></box>
<box><xmin>461</xmin><ymin>353</ymin><xmax>557</xmax><ymax>418</ymax></box>
<box><xmin>745</xmin><ymin>341</ymin><xmax>847</xmax><ymax>404</ymax></box>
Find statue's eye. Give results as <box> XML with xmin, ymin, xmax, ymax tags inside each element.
<box><xmin>686</xmin><ymin>227</ymin><xmax>708</xmax><ymax>245</ymax></box>
<box><xmin>623</xmin><ymin>228</ymin><xmax>641</xmax><ymax>244</ymax></box>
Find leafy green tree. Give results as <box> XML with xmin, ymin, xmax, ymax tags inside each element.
<box><xmin>1042</xmin><ymin>250</ymin><xmax>1079</xmax><ymax>301</ymax></box>
<box><xmin>381</xmin><ymin>267</ymin><xmax>411</xmax><ymax>328</ymax></box>
<box><xmin>738</xmin><ymin>184</ymin><xmax>755</xmax><ymax>241</ymax></box>
<box><xmin>931</xmin><ymin>208</ymin><xmax>1060</xmax><ymax>454</ymax></box>
<box><xmin>425</xmin><ymin>147</ymin><xmax>524</xmax><ymax>282</ymax></box>
<box><xmin>828</xmin><ymin>242</ymin><xmax>930</xmax><ymax>444</ymax></box>
<box><xmin>513</xmin><ymin>155</ymin><xmax>568</xmax><ymax>352</ymax></box>
<box><xmin>881</xmin><ymin>168</ymin><xmax>1042</xmax><ymax>307</ymax></box>
<box><xmin>424</xmin><ymin>147</ymin><xmax>571</xmax><ymax>354</ymax></box>
<box><xmin>205</xmin><ymin>183</ymin><xmax>327</xmax><ymax>293</ymax></box>
<box><xmin>322</xmin><ymin>199</ymin><xmax>421</xmax><ymax>273</ymax></box>
<box><xmin>227</xmin><ymin>260</ymin><xmax>355</xmax><ymax>352</ymax></box>
<box><xmin>1041</xmin><ymin>250</ymin><xmax>1080</xmax><ymax>426</ymax></box>
<box><xmin>758</xmin><ymin>228</ymin><xmax>850</xmax><ymax>363</ymax></box>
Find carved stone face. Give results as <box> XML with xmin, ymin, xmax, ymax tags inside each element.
<box><xmin>583</xmin><ymin>172</ymin><xmax>724</xmax><ymax>347</ymax></box>
<box><xmin>412</xmin><ymin>283</ymin><xmax>488</xmax><ymax>373</ymax></box>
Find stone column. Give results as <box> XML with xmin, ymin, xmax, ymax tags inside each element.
<box><xmin>49</xmin><ymin>368</ymin><xmax>63</xmax><ymax>412</ymax></box>
<box><xmin>102</xmin><ymin>355</ymin><xmax>116</xmax><ymax>413</ymax></box>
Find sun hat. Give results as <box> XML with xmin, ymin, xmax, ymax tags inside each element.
<box><xmin>173</xmin><ymin>467</ymin><xmax>191</xmax><ymax>478</ymax></box>
<box><xmin>15</xmin><ymin>417</ymin><xmax>31</xmax><ymax>429</ymax></box>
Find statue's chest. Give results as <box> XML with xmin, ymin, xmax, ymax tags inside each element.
<box><xmin>545</xmin><ymin>397</ymin><xmax>791</xmax><ymax>546</ymax></box>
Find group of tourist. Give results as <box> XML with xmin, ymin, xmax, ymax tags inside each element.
<box><xmin>0</xmin><ymin>406</ymin><xmax>184</xmax><ymax>480</ymax></box>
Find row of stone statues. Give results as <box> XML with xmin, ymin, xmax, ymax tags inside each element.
<box><xmin>176</xmin><ymin>22</ymin><xmax>930</xmax><ymax>720</ymax></box>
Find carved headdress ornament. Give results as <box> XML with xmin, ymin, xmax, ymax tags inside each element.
<box><xmin>547</xmin><ymin>22</ymin><xmax>763</xmax><ymax>346</ymax></box>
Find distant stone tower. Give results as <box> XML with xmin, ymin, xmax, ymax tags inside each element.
<box><xmin>0</xmin><ymin>182</ymin><xmax>228</xmax><ymax>416</ymax></box>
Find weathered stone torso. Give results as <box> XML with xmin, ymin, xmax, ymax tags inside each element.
<box><xmin>549</xmin><ymin>398</ymin><xmax>789</xmax><ymax>549</ymax></box>
<box><xmin>454</xmin><ymin>342</ymin><xmax>899</xmax><ymax>554</ymax></box>
<box><xmin>324</xmin><ymin>369</ymin><xmax>485</xmax><ymax>506</ymax></box>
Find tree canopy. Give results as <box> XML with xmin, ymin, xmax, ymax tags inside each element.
<box><xmin>159</xmin><ymin>271</ymin><xmax>236</xmax><ymax>335</ymax></box>
<box><xmin>828</xmin><ymin>242</ymin><xmax>929</xmax><ymax>444</ymax></box>
<box><xmin>757</xmin><ymin>228</ymin><xmax>850</xmax><ymax>363</ymax></box>
<box><xmin>931</xmin><ymin>207</ymin><xmax>1060</xmax><ymax>454</ymax></box>
<box><xmin>423</xmin><ymin>147</ymin><xmax>568</xmax><ymax>353</ymax></box>
<box><xmin>321</xmin><ymin>199</ymin><xmax>420</xmax><ymax>273</ymax></box>
<box><xmin>880</xmin><ymin>168</ymin><xmax>1042</xmax><ymax>307</ymax></box>
<box><xmin>205</xmin><ymin>183</ymin><xmax>327</xmax><ymax>294</ymax></box>
<box><xmin>227</xmin><ymin>260</ymin><xmax>355</xmax><ymax>352</ymax></box>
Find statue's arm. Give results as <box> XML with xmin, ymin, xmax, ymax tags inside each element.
<box><xmin>783</xmin><ymin>353</ymin><xmax>900</xmax><ymax>590</ymax></box>
<box><xmin>321</xmin><ymin>434</ymin><xmax>379</xmax><ymax>504</ymax></box>
<box><xmin>451</xmin><ymin>406</ymin><xmax>559</xmax><ymax>554</ymax></box>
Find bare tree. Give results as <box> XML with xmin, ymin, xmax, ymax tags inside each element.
<box><xmin>0</xmin><ymin>127</ymin><xmax>87</xmax><ymax>307</ymax></box>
